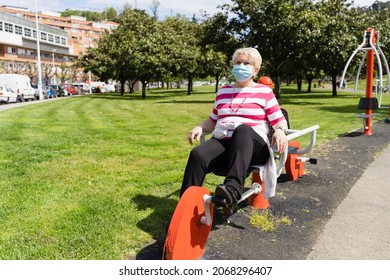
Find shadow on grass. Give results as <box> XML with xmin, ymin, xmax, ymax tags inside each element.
<box><xmin>82</xmin><ymin>87</ymin><xmax>215</xmax><ymax>102</ymax></box>
<box><xmin>132</xmin><ymin>189</ymin><xmax>230</xmax><ymax>260</ymax></box>
<box><xmin>132</xmin><ymin>191</ymin><xmax>179</xmax><ymax>260</ymax></box>
<box><xmin>157</xmin><ymin>100</ymin><xmax>214</xmax><ymax>104</ymax></box>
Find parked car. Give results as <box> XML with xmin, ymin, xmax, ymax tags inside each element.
<box><xmin>44</xmin><ymin>86</ymin><xmax>57</xmax><ymax>98</ymax></box>
<box><xmin>0</xmin><ymin>74</ymin><xmax>35</xmax><ymax>102</ymax></box>
<box><xmin>103</xmin><ymin>84</ymin><xmax>116</xmax><ymax>92</ymax></box>
<box><xmin>0</xmin><ymin>85</ymin><xmax>18</xmax><ymax>103</ymax></box>
<box><xmin>49</xmin><ymin>84</ymin><xmax>66</xmax><ymax>97</ymax></box>
<box><xmin>60</xmin><ymin>83</ymin><xmax>77</xmax><ymax>95</ymax></box>
<box><xmin>32</xmin><ymin>84</ymin><xmax>49</xmax><ymax>99</ymax></box>
<box><xmin>72</xmin><ymin>82</ymin><xmax>90</xmax><ymax>94</ymax></box>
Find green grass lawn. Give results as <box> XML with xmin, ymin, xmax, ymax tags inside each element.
<box><xmin>0</xmin><ymin>85</ymin><xmax>388</xmax><ymax>259</ymax></box>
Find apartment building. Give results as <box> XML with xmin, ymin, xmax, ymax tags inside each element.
<box><xmin>0</xmin><ymin>5</ymin><xmax>118</xmax><ymax>84</ymax></box>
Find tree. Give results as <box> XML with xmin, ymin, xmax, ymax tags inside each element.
<box><xmin>315</xmin><ymin>0</ymin><xmax>364</xmax><ymax>96</ymax></box>
<box><xmin>76</xmin><ymin>32</ymin><xmax>117</xmax><ymax>88</ymax></box>
<box><xmin>159</xmin><ymin>16</ymin><xmax>203</xmax><ymax>95</ymax></box>
<box><xmin>197</xmin><ymin>47</ymin><xmax>229</xmax><ymax>93</ymax></box>
<box><xmin>225</xmin><ymin>0</ymin><xmax>313</xmax><ymax>98</ymax></box>
<box><xmin>57</xmin><ymin>63</ymin><xmax>73</xmax><ymax>83</ymax></box>
<box><xmin>281</xmin><ymin>1</ymin><xmax>325</xmax><ymax>93</ymax></box>
<box><xmin>150</xmin><ymin>0</ymin><xmax>160</xmax><ymax>19</ymax></box>
<box><xmin>198</xmin><ymin>12</ymin><xmax>239</xmax><ymax>91</ymax></box>
<box><xmin>103</xmin><ymin>7</ymin><xmax>118</xmax><ymax>21</ymax></box>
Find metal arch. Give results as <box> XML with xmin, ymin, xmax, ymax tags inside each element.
<box><xmin>377</xmin><ymin>43</ymin><xmax>390</xmax><ymax>108</ymax></box>
<box><xmin>340</xmin><ymin>30</ymin><xmax>368</xmax><ymax>89</ymax></box>
<box><xmin>340</xmin><ymin>29</ymin><xmax>389</xmax><ymax>108</ymax></box>
<box><xmin>354</xmin><ymin>54</ymin><xmax>366</xmax><ymax>92</ymax></box>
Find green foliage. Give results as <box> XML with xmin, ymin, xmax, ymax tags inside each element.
<box><xmin>60</xmin><ymin>9</ymin><xmax>115</xmax><ymax>22</ymax></box>
<box><xmin>77</xmin><ymin>2</ymin><xmax>390</xmax><ymax>99</ymax></box>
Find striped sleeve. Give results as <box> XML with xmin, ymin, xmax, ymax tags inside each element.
<box><xmin>264</xmin><ymin>92</ymin><xmax>285</xmax><ymax>127</ymax></box>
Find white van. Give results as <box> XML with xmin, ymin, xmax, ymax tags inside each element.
<box><xmin>0</xmin><ymin>74</ymin><xmax>35</xmax><ymax>102</ymax></box>
<box><xmin>72</xmin><ymin>82</ymin><xmax>90</xmax><ymax>94</ymax></box>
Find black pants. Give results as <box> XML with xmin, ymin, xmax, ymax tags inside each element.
<box><xmin>180</xmin><ymin>124</ymin><xmax>270</xmax><ymax>197</ymax></box>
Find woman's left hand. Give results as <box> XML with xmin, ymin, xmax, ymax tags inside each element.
<box><xmin>271</xmin><ymin>129</ymin><xmax>287</xmax><ymax>153</ymax></box>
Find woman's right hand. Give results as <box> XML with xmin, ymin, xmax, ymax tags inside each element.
<box><xmin>188</xmin><ymin>126</ymin><xmax>203</xmax><ymax>145</ymax></box>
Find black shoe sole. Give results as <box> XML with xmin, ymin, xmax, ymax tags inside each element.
<box><xmin>215</xmin><ymin>185</ymin><xmax>237</xmax><ymax>216</ymax></box>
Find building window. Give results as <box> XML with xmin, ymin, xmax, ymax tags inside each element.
<box><xmin>41</xmin><ymin>32</ymin><xmax>47</xmax><ymax>41</ymax></box>
<box><xmin>7</xmin><ymin>47</ymin><xmax>17</xmax><ymax>54</ymax></box>
<box><xmin>61</xmin><ymin>38</ymin><xmax>66</xmax><ymax>45</ymax></box>
<box><xmin>33</xmin><ymin>30</ymin><xmax>37</xmax><ymax>38</ymax></box>
<box><xmin>0</xmin><ymin>21</ymin><xmax>3</xmax><ymax>31</ymax></box>
<box><xmin>4</xmin><ymin>23</ymin><xmax>13</xmax><ymax>33</ymax></box>
<box><xmin>55</xmin><ymin>36</ymin><xmax>60</xmax><ymax>44</ymax></box>
<box><xmin>24</xmin><ymin>28</ymin><xmax>32</xmax><ymax>37</ymax></box>
<box><xmin>18</xmin><ymin>48</ymin><xmax>26</xmax><ymax>55</ymax></box>
<box><xmin>15</xmin><ymin>25</ymin><xmax>23</xmax><ymax>35</ymax></box>
<box><xmin>48</xmin><ymin>34</ymin><xmax>54</xmax><ymax>42</ymax></box>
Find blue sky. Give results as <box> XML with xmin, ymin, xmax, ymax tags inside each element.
<box><xmin>0</xmin><ymin>0</ymin><xmax>380</xmax><ymax>19</ymax></box>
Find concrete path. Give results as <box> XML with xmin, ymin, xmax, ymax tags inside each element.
<box><xmin>307</xmin><ymin>144</ymin><xmax>390</xmax><ymax>259</ymax></box>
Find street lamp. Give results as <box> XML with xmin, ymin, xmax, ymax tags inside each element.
<box><xmin>52</xmin><ymin>49</ymin><xmax>57</xmax><ymax>85</ymax></box>
<box><xmin>35</xmin><ymin>0</ymin><xmax>43</xmax><ymax>100</ymax></box>
<box><xmin>87</xmin><ymin>38</ymin><xmax>92</xmax><ymax>94</ymax></box>
<box><xmin>88</xmin><ymin>70</ymin><xmax>92</xmax><ymax>94</ymax></box>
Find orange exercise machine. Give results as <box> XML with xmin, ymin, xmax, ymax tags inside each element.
<box><xmin>340</xmin><ymin>28</ymin><xmax>390</xmax><ymax>135</ymax></box>
<box><xmin>163</xmin><ymin>124</ymin><xmax>319</xmax><ymax>260</ymax></box>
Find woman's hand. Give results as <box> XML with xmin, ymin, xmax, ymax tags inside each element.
<box><xmin>271</xmin><ymin>129</ymin><xmax>287</xmax><ymax>153</ymax></box>
<box><xmin>188</xmin><ymin>126</ymin><xmax>203</xmax><ymax>145</ymax></box>
<box><xmin>187</xmin><ymin>118</ymin><xmax>216</xmax><ymax>145</ymax></box>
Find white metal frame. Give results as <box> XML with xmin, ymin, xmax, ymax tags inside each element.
<box><xmin>340</xmin><ymin>30</ymin><xmax>390</xmax><ymax>108</ymax></box>
<box><xmin>199</xmin><ymin>124</ymin><xmax>319</xmax><ymax>226</ymax></box>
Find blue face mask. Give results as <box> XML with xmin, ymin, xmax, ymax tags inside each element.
<box><xmin>231</xmin><ymin>64</ymin><xmax>253</xmax><ymax>82</ymax></box>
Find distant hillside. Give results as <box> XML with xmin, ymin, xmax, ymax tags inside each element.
<box><xmin>60</xmin><ymin>7</ymin><xmax>118</xmax><ymax>22</ymax></box>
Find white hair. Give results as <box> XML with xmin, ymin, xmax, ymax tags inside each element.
<box><xmin>232</xmin><ymin>47</ymin><xmax>262</xmax><ymax>70</ymax></box>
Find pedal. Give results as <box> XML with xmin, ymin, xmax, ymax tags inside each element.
<box><xmin>212</xmin><ymin>196</ymin><xmax>228</xmax><ymax>207</ymax></box>
<box><xmin>297</xmin><ymin>156</ymin><xmax>317</xmax><ymax>164</ymax></box>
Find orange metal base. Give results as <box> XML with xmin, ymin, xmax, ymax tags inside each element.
<box><xmin>163</xmin><ymin>186</ymin><xmax>214</xmax><ymax>260</ymax></box>
<box><xmin>285</xmin><ymin>141</ymin><xmax>304</xmax><ymax>181</ymax></box>
<box><xmin>248</xmin><ymin>171</ymin><xmax>269</xmax><ymax>209</ymax></box>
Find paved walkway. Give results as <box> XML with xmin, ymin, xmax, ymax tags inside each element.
<box><xmin>307</xmin><ymin>144</ymin><xmax>390</xmax><ymax>259</ymax></box>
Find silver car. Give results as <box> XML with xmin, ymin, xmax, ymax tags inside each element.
<box><xmin>0</xmin><ymin>85</ymin><xmax>18</xmax><ymax>103</ymax></box>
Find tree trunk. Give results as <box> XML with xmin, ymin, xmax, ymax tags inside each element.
<box><xmin>215</xmin><ymin>75</ymin><xmax>220</xmax><ymax>93</ymax></box>
<box><xmin>130</xmin><ymin>81</ymin><xmax>135</xmax><ymax>93</ymax></box>
<box><xmin>273</xmin><ymin>76</ymin><xmax>281</xmax><ymax>99</ymax></box>
<box><xmin>187</xmin><ymin>76</ymin><xmax>192</xmax><ymax>95</ymax></box>
<box><xmin>306</xmin><ymin>77</ymin><xmax>313</xmax><ymax>93</ymax></box>
<box><xmin>332</xmin><ymin>75</ymin><xmax>338</xmax><ymax>96</ymax></box>
<box><xmin>296</xmin><ymin>77</ymin><xmax>302</xmax><ymax>92</ymax></box>
<box><xmin>120</xmin><ymin>80</ymin><xmax>125</xmax><ymax>96</ymax></box>
<box><xmin>141</xmin><ymin>81</ymin><xmax>147</xmax><ymax>99</ymax></box>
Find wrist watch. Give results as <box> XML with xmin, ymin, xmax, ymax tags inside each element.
<box><xmin>277</xmin><ymin>127</ymin><xmax>286</xmax><ymax>133</ymax></box>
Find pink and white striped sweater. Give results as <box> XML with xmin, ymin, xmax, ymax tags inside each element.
<box><xmin>209</xmin><ymin>83</ymin><xmax>286</xmax><ymax>139</ymax></box>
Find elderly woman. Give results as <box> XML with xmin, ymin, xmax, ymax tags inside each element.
<box><xmin>180</xmin><ymin>47</ymin><xmax>288</xmax><ymax>216</ymax></box>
